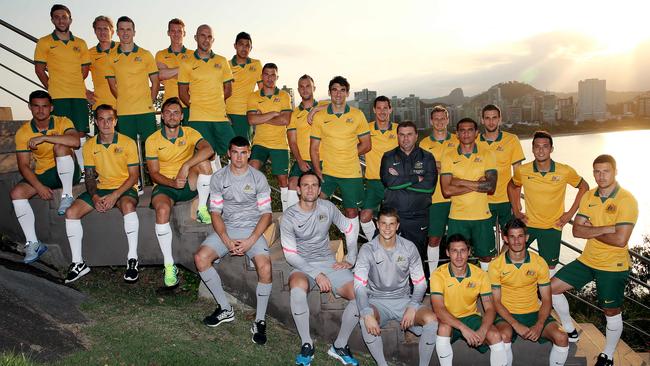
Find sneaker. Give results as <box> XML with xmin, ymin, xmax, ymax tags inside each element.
<box><xmin>567</xmin><ymin>328</ymin><xmax>580</xmax><ymax>343</ymax></box>
<box><xmin>65</xmin><ymin>262</ymin><xmax>90</xmax><ymax>283</ymax></box>
<box><xmin>137</xmin><ymin>184</ymin><xmax>144</xmax><ymax>196</ymax></box>
<box><xmin>595</xmin><ymin>353</ymin><xmax>613</xmax><ymax>366</ymax></box>
<box><xmin>203</xmin><ymin>305</ymin><xmax>235</xmax><ymax>327</ymax></box>
<box><xmin>295</xmin><ymin>343</ymin><xmax>315</xmax><ymax>366</ymax></box>
<box><xmin>251</xmin><ymin>320</ymin><xmax>267</xmax><ymax>345</ymax></box>
<box><xmin>327</xmin><ymin>344</ymin><xmax>359</xmax><ymax>366</ymax></box>
<box><xmin>23</xmin><ymin>241</ymin><xmax>48</xmax><ymax>264</ymax></box>
<box><xmin>164</xmin><ymin>264</ymin><xmax>179</xmax><ymax>287</ymax></box>
<box><xmin>196</xmin><ymin>205</ymin><xmax>211</xmax><ymax>224</ymax></box>
<box><xmin>57</xmin><ymin>194</ymin><xmax>75</xmax><ymax>216</ymax></box>
<box><xmin>124</xmin><ymin>258</ymin><xmax>139</xmax><ymax>283</ymax></box>
<box><xmin>79</xmin><ymin>170</ymin><xmax>85</xmax><ymax>183</ymax></box>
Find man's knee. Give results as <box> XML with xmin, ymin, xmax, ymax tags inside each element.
<box><xmin>254</xmin><ymin>255</ymin><xmax>272</xmax><ymax>281</ymax></box>
<box><xmin>153</xmin><ymin>200</ymin><xmax>172</xmax><ymax>222</ymax></box>
<box><xmin>603</xmin><ymin>307</ymin><xmax>621</xmax><ymax>317</ymax></box>
<box><xmin>486</xmin><ymin>326</ymin><xmax>503</xmax><ymax>344</ymax></box>
<box><xmin>194</xmin><ymin>247</ymin><xmax>217</xmax><ymax>271</ymax></box>
<box><xmin>118</xmin><ymin>197</ymin><xmax>137</xmax><ymax>213</ymax></box>
<box><xmin>196</xmin><ymin>160</ymin><xmax>212</xmax><ymax>175</ymax></box>
<box><xmin>53</xmin><ymin>143</ymin><xmax>73</xmax><ymax>157</ymax></box>
<box><xmin>437</xmin><ymin>322</ymin><xmax>452</xmax><ymax>336</ymax></box>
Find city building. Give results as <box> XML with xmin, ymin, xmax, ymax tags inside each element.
<box><xmin>577</xmin><ymin>78</ymin><xmax>607</xmax><ymax>121</ymax></box>
<box><xmin>557</xmin><ymin>97</ymin><xmax>575</xmax><ymax>122</ymax></box>
<box><xmin>354</xmin><ymin>88</ymin><xmax>377</xmax><ymax>121</ymax></box>
<box><xmin>281</xmin><ymin>85</ymin><xmax>295</xmax><ymax>109</ymax></box>
<box><xmin>542</xmin><ymin>94</ymin><xmax>557</xmax><ymax>123</ymax></box>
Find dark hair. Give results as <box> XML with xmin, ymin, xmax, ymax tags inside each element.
<box><xmin>430</xmin><ymin>105</ymin><xmax>449</xmax><ymax>119</ymax></box>
<box><xmin>378</xmin><ymin>206</ymin><xmax>400</xmax><ymax>223</ymax></box>
<box><xmin>29</xmin><ymin>90</ymin><xmax>52</xmax><ymax>104</ymax></box>
<box><xmin>298</xmin><ymin>171</ymin><xmax>321</xmax><ymax>187</ymax></box>
<box><xmin>50</xmin><ymin>4</ymin><xmax>71</xmax><ymax>18</ymax></box>
<box><xmin>262</xmin><ymin>62</ymin><xmax>278</xmax><ymax>72</ymax></box>
<box><xmin>482</xmin><ymin>104</ymin><xmax>501</xmax><ymax>118</ymax></box>
<box><xmin>94</xmin><ymin>104</ymin><xmax>117</xmax><ymax>119</ymax></box>
<box><xmin>329</xmin><ymin>76</ymin><xmax>350</xmax><ymax>91</ymax></box>
<box><xmin>446</xmin><ymin>233</ymin><xmax>470</xmax><ymax>248</ymax></box>
<box><xmin>168</xmin><ymin>18</ymin><xmax>185</xmax><ymax>30</ymax></box>
<box><xmin>299</xmin><ymin>74</ymin><xmax>314</xmax><ymax>84</ymax></box>
<box><xmin>117</xmin><ymin>16</ymin><xmax>135</xmax><ymax>31</ymax></box>
<box><xmin>456</xmin><ymin>117</ymin><xmax>478</xmax><ymax>130</ymax></box>
<box><xmin>235</xmin><ymin>32</ymin><xmax>252</xmax><ymax>44</ymax></box>
<box><xmin>373</xmin><ymin>95</ymin><xmax>391</xmax><ymax>108</ymax></box>
<box><xmin>503</xmin><ymin>218</ymin><xmax>527</xmax><ymax>236</ymax></box>
<box><xmin>532</xmin><ymin>130</ymin><xmax>553</xmax><ymax>147</ymax></box>
<box><xmin>229</xmin><ymin>135</ymin><xmax>250</xmax><ymax>150</ymax></box>
<box><xmin>92</xmin><ymin>15</ymin><xmax>114</xmax><ymax>30</ymax></box>
<box><xmin>593</xmin><ymin>154</ymin><xmax>616</xmax><ymax>170</ymax></box>
<box><xmin>397</xmin><ymin>121</ymin><xmax>417</xmax><ymax>134</ymax></box>
<box><xmin>161</xmin><ymin>97</ymin><xmax>183</xmax><ymax>112</ymax></box>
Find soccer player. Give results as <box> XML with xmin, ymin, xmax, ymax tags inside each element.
<box><xmin>106</xmin><ymin>16</ymin><xmax>159</xmax><ymax>143</ymax></box>
<box><xmin>178</xmin><ymin>24</ymin><xmax>234</xmax><ymax>159</ymax></box>
<box><xmin>11</xmin><ymin>90</ymin><xmax>81</xmax><ymax>263</ymax></box>
<box><xmin>281</xmin><ymin>172</ymin><xmax>360</xmax><ymax>366</ymax></box>
<box><xmin>155</xmin><ymin>18</ymin><xmax>193</xmax><ymax>122</ymax></box>
<box><xmin>247</xmin><ymin>63</ymin><xmax>292</xmax><ymax>211</ymax></box>
<box><xmin>380</xmin><ymin>121</ymin><xmax>437</xmax><ymax>273</ymax></box>
<box><xmin>430</xmin><ymin>234</ymin><xmax>507</xmax><ymax>366</ymax></box>
<box><xmin>440</xmin><ymin>118</ymin><xmax>497</xmax><ymax>271</ymax></box>
<box><xmin>419</xmin><ymin>105</ymin><xmax>458</xmax><ymax>273</ymax></box>
<box><xmin>490</xmin><ymin>218</ymin><xmax>569</xmax><ymax>366</ymax></box>
<box><xmin>354</xmin><ymin>207</ymin><xmax>438</xmax><ymax>366</ymax></box>
<box><xmin>63</xmin><ymin>104</ymin><xmax>140</xmax><ymax>284</ymax></box>
<box><xmin>507</xmin><ymin>131</ymin><xmax>588</xmax><ymax>274</ymax></box>
<box><xmin>477</xmin><ymin>105</ymin><xmax>525</xmax><ymax>232</ymax></box>
<box><xmin>286</xmin><ymin>74</ymin><xmax>327</xmax><ymax>208</ymax></box>
<box><xmin>88</xmin><ymin>16</ymin><xmax>118</xmax><ymax>111</ymax></box>
<box><xmin>552</xmin><ymin>155</ymin><xmax>638</xmax><ymax>366</ymax></box>
<box><xmin>146</xmin><ymin>98</ymin><xmax>214</xmax><ymax>286</ymax></box>
<box><xmin>227</xmin><ymin>32</ymin><xmax>262</xmax><ymax>141</ymax></box>
<box><xmin>34</xmin><ymin>4</ymin><xmax>90</xmax><ymax>174</ymax></box>
<box><xmin>310</xmin><ymin>76</ymin><xmax>370</xmax><ymax>230</ymax></box>
<box><xmin>194</xmin><ymin>136</ymin><xmax>273</xmax><ymax>345</ymax></box>
<box><xmin>359</xmin><ymin>96</ymin><xmax>398</xmax><ymax>240</ymax></box>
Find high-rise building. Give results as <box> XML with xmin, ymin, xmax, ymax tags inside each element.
<box><xmin>542</xmin><ymin>94</ymin><xmax>557</xmax><ymax>123</ymax></box>
<box><xmin>391</xmin><ymin>94</ymin><xmax>423</xmax><ymax>128</ymax></box>
<box><xmin>354</xmin><ymin>88</ymin><xmax>377</xmax><ymax>121</ymax></box>
<box><xmin>577</xmin><ymin>78</ymin><xmax>607</xmax><ymax>121</ymax></box>
<box><xmin>636</xmin><ymin>93</ymin><xmax>650</xmax><ymax>117</ymax></box>
<box><xmin>281</xmin><ymin>85</ymin><xmax>295</xmax><ymax>109</ymax></box>
<box><xmin>557</xmin><ymin>97</ymin><xmax>575</xmax><ymax>122</ymax></box>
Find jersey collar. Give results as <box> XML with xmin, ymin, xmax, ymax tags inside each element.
<box><xmin>167</xmin><ymin>45</ymin><xmax>187</xmax><ymax>55</ymax></box>
<box><xmin>117</xmin><ymin>44</ymin><xmax>140</xmax><ymax>55</ymax></box>
<box><xmin>505</xmin><ymin>250</ymin><xmax>531</xmax><ymax>266</ymax></box>
<box><xmin>456</xmin><ymin>144</ymin><xmax>478</xmax><ymax>156</ymax></box>
<box><xmin>327</xmin><ymin>104</ymin><xmax>350</xmax><ymax>116</ymax></box>
<box><xmin>259</xmin><ymin>87</ymin><xmax>280</xmax><ymax>97</ymax></box>
<box><xmin>595</xmin><ymin>184</ymin><xmax>620</xmax><ymax>200</ymax></box>
<box><xmin>96</xmin><ymin>132</ymin><xmax>119</xmax><ymax>146</ymax></box>
<box><xmin>373</xmin><ymin>121</ymin><xmax>393</xmax><ymax>133</ymax></box>
<box><xmin>161</xmin><ymin>126</ymin><xmax>184</xmax><ymax>142</ymax></box>
<box><xmin>30</xmin><ymin>117</ymin><xmax>55</xmax><ymax>133</ymax></box>
<box><xmin>448</xmin><ymin>263</ymin><xmax>471</xmax><ymax>279</ymax></box>
<box><xmin>194</xmin><ymin>50</ymin><xmax>216</xmax><ymax>61</ymax></box>
<box><xmin>96</xmin><ymin>41</ymin><xmax>116</xmax><ymax>53</ymax></box>
<box><xmin>533</xmin><ymin>160</ymin><xmax>556</xmax><ymax>174</ymax></box>
<box><xmin>430</xmin><ymin>132</ymin><xmax>451</xmax><ymax>143</ymax></box>
<box><xmin>230</xmin><ymin>55</ymin><xmax>251</xmax><ymax>66</ymax></box>
<box><xmin>298</xmin><ymin>100</ymin><xmax>319</xmax><ymax>111</ymax></box>
<box><xmin>480</xmin><ymin>131</ymin><xmax>503</xmax><ymax>144</ymax></box>
<box><xmin>51</xmin><ymin>31</ymin><xmax>75</xmax><ymax>42</ymax></box>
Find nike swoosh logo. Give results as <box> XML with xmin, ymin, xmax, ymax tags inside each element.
<box><xmin>293</xmin><ymin>311</ymin><xmax>307</xmax><ymax>316</ymax></box>
<box><xmin>192</xmin><ymin>66</ymin><xmax>199</xmax><ymax>70</ymax></box>
<box><xmin>440</xmin><ymin>354</ymin><xmax>451</xmax><ymax>358</ymax></box>
<box><xmin>50</xmin><ymin>46</ymin><xmax>57</xmax><ymax>49</ymax></box>
<box><xmin>527</xmin><ymin>176</ymin><xmax>534</xmax><ymax>179</ymax></box>
<box><xmin>425</xmin><ymin>342</ymin><xmax>435</xmax><ymax>346</ymax></box>
<box><xmin>257</xmin><ymin>293</ymin><xmax>270</xmax><ymax>297</ymax></box>
<box><xmin>298</xmin><ymin>224</ymin><xmax>306</xmax><ymax>228</ymax></box>
<box><xmin>420</xmin><ymin>226</ymin><xmax>427</xmax><ymax>231</ymax></box>
<box><xmin>376</xmin><ymin>260</ymin><xmax>384</xmax><ymax>265</ymax></box>
<box><xmin>126</xmin><ymin>231</ymin><xmax>136</xmax><ymax>235</ymax></box>
<box><xmin>201</xmin><ymin>184</ymin><xmax>210</xmax><ymax>187</ymax></box>
<box><xmin>113</xmin><ymin>60</ymin><xmax>119</xmax><ymax>63</ymax></box>
<box><xmin>502</xmin><ymin>271</ymin><xmax>511</xmax><ymax>275</ymax></box>
<box><xmin>59</xmin><ymin>172</ymin><xmax>70</xmax><ymax>175</ymax></box>
<box><xmin>158</xmin><ymin>147</ymin><xmax>166</xmax><ymax>150</ymax></box>
<box><xmin>324</xmin><ymin>120</ymin><xmax>332</xmax><ymax>124</ymax></box>
<box><xmin>67</xmin><ymin>235</ymin><xmax>75</xmax><ymax>238</ymax></box>
<box><xmin>157</xmin><ymin>232</ymin><xmax>169</xmax><ymax>236</ymax></box>
<box><xmin>604</xmin><ymin>300</ymin><xmax>614</xmax><ymax>304</ymax></box>
<box><xmin>447</xmin><ymin>284</ymin><xmax>454</xmax><ymax>287</ymax></box>
<box><xmin>16</xmin><ymin>214</ymin><xmax>26</xmax><ymax>219</ymax></box>
<box><xmin>95</xmin><ymin>57</ymin><xmax>102</xmax><ymax>61</ymax></box>
<box><xmin>452</xmin><ymin>161</ymin><xmax>460</xmax><ymax>164</ymax></box>
<box><xmin>589</xmin><ymin>203</ymin><xmax>598</xmax><ymax>207</ymax></box>
<box><xmin>94</xmin><ymin>151</ymin><xmax>101</xmax><ymax>154</ymax></box>
<box><xmin>392</xmin><ymin>162</ymin><xmax>400</xmax><ymax>165</ymax></box>
<box><xmin>223</xmin><ymin>185</ymin><xmax>231</xmax><ymax>189</ymax></box>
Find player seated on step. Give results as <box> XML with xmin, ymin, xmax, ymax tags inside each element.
<box><xmin>430</xmin><ymin>233</ymin><xmax>508</xmax><ymax>366</ymax></box>
<box><xmin>354</xmin><ymin>207</ymin><xmax>438</xmax><ymax>366</ymax></box>
<box><xmin>281</xmin><ymin>171</ymin><xmax>360</xmax><ymax>366</ymax></box>
<box><xmin>63</xmin><ymin>104</ymin><xmax>140</xmax><ymax>284</ymax></box>
<box><xmin>193</xmin><ymin>136</ymin><xmax>273</xmax><ymax>346</ymax></box>
<box><xmin>145</xmin><ymin>97</ymin><xmax>213</xmax><ymax>287</ymax></box>
<box><xmin>11</xmin><ymin>90</ymin><xmax>81</xmax><ymax>263</ymax></box>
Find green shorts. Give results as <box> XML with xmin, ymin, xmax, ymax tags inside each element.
<box><xmin>447</xmin><ymin>218</ymin><xmax>496</xmax><ymax>257</ymax></box>
<box><xmin>451</xmin><ymin>314</ymin><xmax>489</xmax><ymax>353</ymax></box>
<box><xmin>228</xmin><ymin>114</ymin><xmax>251</xmax><ymax>141</ymax></box>
<box><xmin>117</xmin><ymin>112</ymin><xmax>157</xmax><ymax>141</ymax></box>
<box><xmin>187</xmin><ymin>121</ymin><xmax>234</xmax><ymax>156</ymax></box>
<box><xmin>489</xmin><ymin>202</ymin><xmax>513</xmax><ymax>231</ymax></box>
<box><xmin>428</xmin><ymin>202</ymin><xmax>451</xmax><ymax>237</ymax></box>
<box><xmin>289</xmin><ymin>160</ymin><xmax>321</xmax><ymax>178</ymax></box>
<box><xmin>555</xmin><ymin>260</ymin><xmax>628</xmax><ymax>308</ymax></box>
<box><xmin>78</xmin><ymin>188</ymin><xmax>139</xmax><ymax>208</ymax></box>
<box><xmin>526</xmin><ymin>227</ymin><xmax>562</xmax><ymax>267</ymax></box>
<box><xmin>25</xmin><ymin>164</ymin><xmax>81</xmax><ymax>189</ymax></box>
<box><xmin>361</xmin><ymin>179</ymin><xmax>384</xmax><ymax>213</ymax></box>
<box><xmin>495</xmin><ymin>311</ymin><xmax>555</xmax><ymax>344</ymax></box>
<box><xmin>250</xmin><ymin>145</ymin><xmax>289</xmax><ymax>176</ymax></box>
<box><xmin>150</xmin><ymin>182</ymin><xmax>197</xmax><ymax>207</ymax></box>
<box><xmin>53</xmin><ymin>98</ymin><xmax>89</xmax><ymax>133</ymax></box>
<box><xmin>321</xmin><ymin>175</ymin><xmax>364</xmax><ymax>209</ymax></box>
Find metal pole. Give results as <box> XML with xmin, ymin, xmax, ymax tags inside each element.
<box><xmin>0</xmin><ymin>43</ymin><xmax>35</xmax><ymax>65</ymax></box>
<box><xmin>0</xmin><ymin>85</ymin><xmax>27</xmax><ymax>103</ymax></box>
<box><xmin>0</xmin><ymin>18</ymin><xmax>38</xmax><ymax>43</ymax></box>
<box><xmin>0</xmin><ymin>61</ymin><xmax>44</xmax><ymax>89</ymax></box>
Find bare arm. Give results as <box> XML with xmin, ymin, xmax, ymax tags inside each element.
<box><xmin>113</xmin><ymin>165</ymin><xmax>139</xmax><ymax>198</ymax></box>
<box><xmin>431</xmin><ymin>294</ymin><xmax>466</xmax><ymax>331</ymax></box>
<box><xmin>572</xmin><ymin>214</ymin><xmax>632</xmax><ymax>248</ymax></box>
<box><xmin>357</xmin><ymin>134</ymin><xmax>371</xmax><ymax>155</ymax></box>
<box><xmin>83</xmin><ymin>166</ymin><xmax>101</xmax><ymax>205</ymax></box>
<box><xmin>287</xmin><ymin>130</ymin><xmax>304</xmax><ymax>163</ymax></box>
<box><xmin>149</xmin><ymin>73</ymin><xmax>160</xmax><ymax>102</ymax></box>
<box><xmin>492</xmin><ymin>287</ymin><xmax>526</xmax><ymax>334</ymax></box>
<box><xmin>440</xmin><ymin>174</ymin><xmax>473</xmax><ymax>198</ymax></box>
<box><xmin>107</xmin><ymin>78</ymin><xmax>118</xmax><ymax>98</ymax></box>
<box><xmin>556</xmin><ymin>179</ymin><xmax>589</xmax><ymax>227</ymax></box>
<box><xmin>178</xmin><ymin>84</ymin><xmax>190</xmax><ymax>107</ymax></box>
<box><xmin>452</xmin><ymin>170</ymin><xmax>497</xmax><ymax>194</ymax></box>
<box><xmin>310</xmin><ymin>138</ymin><xmax>322</xmax><ymax>178</ymax></box>
<box><xmin>34</xmin><ymin>63</ymin><xmax>49</xmax><ymax>89</ymax></box>
<box><xmin>157</xmin><ymin>62</ymin><xmax>178</xmax><ymax>81</ymax></box>
<box><xmin>28</xmin><ymin>128</ymin><xmax>80</xmax><ymax>150</ymax></box>
<box><xmin>182</xmin><ymin>139</ymin><xmax>214</xmax><ymax>168</ymax></box>
<box><xmin>81</xmin><ymin>64</ymin><xmax>90</xmax><ymax>79</ymax></box>
<box><xmin>247</xmin><ymin>111</ymin><xmax>279</xmax><ymax>126</ymax></box>
<box><xmin>223</xmin><ymin>81</ymin><xmax>232</xmax><ymax>100</ymax></box>
<box><xmin>479</xmin><ymin>294</ymin><xmax>497</xmax><ymax>332</ymax></box>
<box><xmin>146</xmin><ymin>159</ymin><xmax>176</xmax><ymax>187</ymax></box>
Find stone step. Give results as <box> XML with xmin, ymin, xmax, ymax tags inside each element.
<box><xmin>577</xmin><ymin>322</ymin><xmax>646</xmax><ymax>366</ymax></box>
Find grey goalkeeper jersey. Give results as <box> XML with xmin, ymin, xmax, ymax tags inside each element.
<box><xmin>208</xmin><ymin>165</ymin><xmax>272</xmax><ymax>228</ymax></box>
<box><xmin>281</xmin><ymin>199</ymin><xmax>357</xmax><ymax>279</ymax></box>
<box><xmin>354</xmin><ymin>235</ymin><xmax>427</xmax><ymax>317</ymax></box>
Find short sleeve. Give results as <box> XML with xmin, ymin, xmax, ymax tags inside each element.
<box><xmin>355</xmin><ymin>112</ymin><xmax>370</xmax><ymax>137</ymax></box>
<box><xmin>512</xmin><ymin>165</ymin><xmax>522</xmax><ymax>186</ymax></box>
<box><xmin>14</xmin><ymin>129</ymin><xmax>30</xmax><ymax>152</ymax></box>
<box><xmin>488</xmin><ymin>260</ymin><xmax>502</xmax><ymax>288</ymax></box>
<box><xmin>485</xmin><ymin>149</ymin><xmax>497</xmax><ymax>172</ymax></box>
<box><xmin>79</xmin><ymin>40</ymin><xmax>91</xmax><ymax>66</ymax></box>
<box><xmin>287</xmin><ymin>109</ymin><xmax>298</xmax><ymax>130</ymax></box>
<box><xmin>155</xmin><ymin>50</ymin><xmax>165</xmax><ymax>65</ymax></box>
<box><xmin>440</xmin><ymin>150</ymin><xmax>453</xmax><ymax>175</ymax></box>
<box><xmin>125</xmin><ymin>138</ymin><xmax>139</xmax><ymax>166</ymax></box>
<box><xmin>144</xmin><ymin>135</ymin><xmax>158</xmax><ymax>160</ymax></box>
<box><xmin>616</xmin><ymin>195</ymin><xmax>639</xmax><ymax>226</ymax></box>
<box><xmin>536</xmin><ymin>257</ymin><xmax>550</xmax><ymax>286</ymax></box>
<box><xmin>281</xmin><ymin>93</ymin><xmax>292</xmax><ymax>112</ymax></box>
<box><xmin>145</xmin><ymin>51</ymin><xmax>158</xmax><ymax>75</ymax></box>
<box><xmin>105</xmin><ymin>51</ymin><xmax>116</xmax><ymax>78</ymax></box>
<box><xmin>576</xmin><ymin>193</ymin><xmax>590</xmax><ymax>219</ymax></box>
<box><xmin>247</xmin><ymin>92</ymin><xmax>258</xmax><ymax>113</ymax></box>
<box><xmin>429</xmin><ymin>270</ymin><xmax>445</xmax><ymax>295</ymax></box>
<box><xmin>82</xmin><ymin>142</ymin><xmax>94</xmax><ymax>168</ymax></box>
<box><xmin>187</xmin><ymin>127</ymin><xmax>204</xmax><ymax>146</ymax></box>
<box><xmin>222</xmin><ymin>59</ymin><xmax>234</xmax><ymax>83</ymax></box>
<box><xmin>178</xmin><ymin>61</ymin><xmax>190</xmax><ymax>84</ymax></box>
<box><xmin>566</xmin><ymin>165</ymin><xmax>583</xmax><ymax>188</ymax></box>
<box><xmin>310</xmin><ymin>113</ymin><xmax>323</xmax><ymax>140</ymax></box>
<box><xmin>59</xmin><ymin>117</ymin><xmax>75</xmax><ymax>133</ymax></box>
<box><xmin>479</xmin><ymin>271</ymin><xmax>492</xmax><ymax>296</ymax></box>
<box><xmin>34</xmin><ymin>39</ymin><xmax>48</xmax><ymax>64</ymax></box>
<box><xmin>510</xmin><ymin>136</ymin><xmax>525</xmax><ymax>165</ymax></box>
<box><xmin>254</xmin><ymin>60</ymin><xmax>263</xmax><ymax>83</ymax></box>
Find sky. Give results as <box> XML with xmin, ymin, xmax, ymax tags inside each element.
<box><xmin>1</xmin><ymin>0</ymin><xmax>649</xmax><ymax>119</ymax></box>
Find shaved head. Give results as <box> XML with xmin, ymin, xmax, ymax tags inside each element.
<box><xmin>196</xmin><ymin>24</ymin><xmax>212</xmax><ymax>34</ymax></box>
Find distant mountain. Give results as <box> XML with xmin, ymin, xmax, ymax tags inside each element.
<box><xmin>470</xmin><ymin>81</ymin><xmax>541</xmax><ymax>104</ymax></box>
<box><xmin>421</xmin><ymin>88</ymin><xmax>470</xmax><ymax>106</ymax></box>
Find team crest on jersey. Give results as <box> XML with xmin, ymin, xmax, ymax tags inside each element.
<box><xmin>273</xmin><ymin>97</ymin><xmax>280</xmax><ymax>103</ymax></box>
<box><xmin>346</xmin><ymin>118</ymin><xmax>354</xmax><ymax>124</ymax></box>
<box><xmin>551</xmin><ymin>176</ymin><xmax>560</xmax><ymax>182</ymax></box>
<box><xmin>526</xmin><ymin>270</ymin><xmax>536</xmax><ymax>277</ymax></box>
<box><xmin>396</xmin><ymin>256</ymin><xmax>406</xmax><ymax>263</ymax></box>
<box><xmin>181</xmin><ymin>55</ymin><xmax>188</xmax><ymax>60</ymax></box>
<box><xmin>214</xmin><ymin>63</ymin><xmax>222</xmax><ymax>69</ymax></box>
<box><xmin>243</xmin><ymin>184</ymin><xmax>254</xmax><ymax>193</ymax></box>
<box><xmin>178</xmin><ymin>139</ymin><xmax>186</xmax><ymax>146</ymax></box>
<box><xmin>606</xmin><ymin>204</ymin><xmax>617</xmax><ymax>213</ymax></box>
<box><xmin>318</xmin><ymin>214</ymin><xmax>327</xmax><ymax>222</ymax></box>
<box><xmin>414</xmin><ymin>161</ymin><xmax>423</xmax><ymax>169</ymax></box>
<box><xmin>73</xmin><ymin>46</ymin><xmax>81</xmax><ymax>53</ymax></box>
<box><xmin>496</xmin><ymin>146</ymin><xmax>504</xmax><ymax>151</ymax></box>
<box><xmin>466</xmin><ymin>281</ymin><xmax>476</xmax><ymax>289</ymax></box>
<box><xmin>389</xmin><ymin>134</ymin><xmax>396</xmax><ymax>139</ymax></box>
<box><xmin>249</xmin><ymin>66</ymin><xmax>257</xmax><ymax>72</ymax></box>
<box><xmin>134</xmin><ymin>56</ymin><xmax>142</xmax><ymax>62</ymax></box>
<box><xmin>474</xmin><ymin>157</ymin><xmax>482</xmax><ymax>163</ymax></box>
<box><xmin>447</xmin><ymin>142</ymin><xmax>455</xmax><ymax>147</ymax></box>
<box><xmin>114</xmin><ymin>146</ymin><xmax>123</xmax><ymax>154</ymax></box>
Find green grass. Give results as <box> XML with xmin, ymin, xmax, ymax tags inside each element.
<box><xmin>35</xmin><ymin>266</ymin><xmax>374</xmax><ymax>366</ymax></box>
<box><xmin>0</xmin><ymin>352</ymin><xmax>34</xmax><ymax>366</ymax></box>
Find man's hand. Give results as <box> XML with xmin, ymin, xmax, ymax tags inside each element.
<box><xmin>99</xmin><ymin>192</ymin><xmax>118</xmax><ymax>211</ymax></box>
<box><xmin>460</xmin><ymin>325</ymin><xmax>482</xmax><ymax>347</ymax></box>
<box><xmin>512</xmin><ymin>322</ymin><xmax>530</xmax><ymax>338</ymax></box>
<box><xmin>388</xmin><ymin>167</ymin><xmax>399</xmax><ymax>176</ymax></box>
<box><xmin>157</xmin><ymin>61</ymin><xmax>168</xmax><ymax>70</ymax></box>
<box><xmin>332</xmin><ymin>261</ymin><xmax>353</xmax><ymax>270</ymax></box>
<box><xmin>28</xmin><ymin>136</ymin><xmax>47</xmax><ymax>149</ymax></box>
<box><xmin>363</xmin><ymin>314</ymin><xmax>381</xmax><ymax>336</ymax></box>
<box><xmin>513</xmin><ymin>210</ymin><xmax>529</xmax><ymax>224</ymax></box>
<box><xmin>174</xmin><ymin>165</ymin><xmax>190</xmax><ymax>189</ymax></box>
<box><xmin>35</xmin><ymin>183</ymin><xmax>54</xmax><ymax>200</ymax></box>
<box><xmin>298</xmin><ymin>160</ymin><xmax>311</xmax><ymax>173</ymax></box>
<box><xmin>315</xmin><ymin>273</ymin><xmax>332</xmax><ymax>293</ymax></box>
<box><xmin>400</xmin><ymin>306</ymin><xmax>416</xmax><ymax>330</ymax></box>
<box><xmin>555</xmin><ymin>212</ymin><xmax>573</xmax><ymax>228</ymax></box>
<box><xmin>86</xmin><ymin>89</ymin><xmax>96</xmax><ymax>105</ymax></box>
<box><xmin>232</xmin><ymin>236</ymin><xmax>255</xmax><ymax>256</ymax></box>
<box><xmin>526</xmin><ymin>322</ymin><xmax>544</xmax><ymax>342</ymax></box>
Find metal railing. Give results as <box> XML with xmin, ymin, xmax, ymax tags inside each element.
<box><xmin>0</xmin><ymin>18</ymin><xmax>39</xmax><ymax>103</ymax></box>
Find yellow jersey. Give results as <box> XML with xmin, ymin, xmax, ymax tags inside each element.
<box><xmin>106</xmin><ymin>44</ymin><xmax>158</xmax><ymax>116</ymax></box>
<box><xmin>15</xmin><ymin>116</ymin><xmax>76</xmax><ymax>174</ymax></box>
<box><xmin>430</xmin><ymin>263</ymin><xmax>492</xmax><ymax>318</ymax></box>
<box><xmin>88</xmin><ymin>41</ymin><xmax>118</xmax><ymax>110</ymax></box>
<box><xmin>145</xmin><ymin>126</ymin><xmax>204</xmax><ymax>179</ymax></box>
<box><xmin>512</xmin><ymin>160</ymin><xmax>583</xmax><ymax>229</ymax></box>
<box><xmin>488</xmin><ymin>250</ymin><xmax>550</xmax><ymax>314</ymax></box>
<box><xmin>226</xmin><ymin>56</ymin><xmax>262</xmax><ymax>115</ymax></box>
<box><xmin>155</xmin><ymin>46</ymin><xmax>193</xmax><ymax>105</ymax></box>
<box><xmin>247</xmin><ymin>88</ymin><xmax>292</xmax><ymax>150</ymax></box>
<box><xmin>310</xmin><ymin>104</ymin><xmax>370</xmax><ymax>179</ymax></box>
<box><xmin>364</xmin><ymin>121</ymin><xmax>398</xmax><ymax>180</ymax></box>
<box><xmin>178</xmin><ymin>51</ymin><xmax>233</xmax><ymax>122</ymax></box>
<box><xmin>287</xmin><ymin>100</ymin><xmax>328</xmax><ymax>161</ymax></box>
<box><xmin>441</xmin><ymin>144</ymin><xmax>496</xmax><ymax>220</ymax></box>
<box><xmin>83</xmin><ymin>133</ymin><xmax>139</xmax><ymax>189</ymax></box>
<box><xmin>34</xmin><ymin>32</ymin><xmax>90</xmax><ymax>99</ymax></box>
<box><xmin>419</xmin><ymin>132</ymin><xmax>459</xmax><ymax>203</ymax></box>
<box><xmin>576</xmin><ymin>186</ymin><xmax>638</xmax><ymax>271</ymax></box>
<box><xmin>477</xmin><ymin>131</ymin><xmax>525</xmax><ymax>204</ymax></box>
